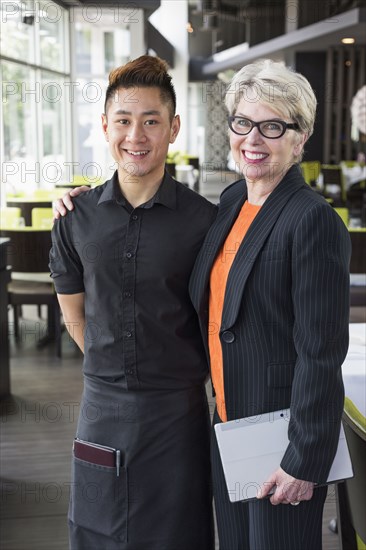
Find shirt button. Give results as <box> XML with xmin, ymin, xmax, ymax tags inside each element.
<box><xmin>222</xmin><ymin>330</ymin><xmax>235</xmax><ymax>343</ymax></box>
<box><xmin>126</xmin><ymin>368</ymin><xmax>135</xmax><ymax>375</ymax></box>
<box><xmin>126</xmin><ymin>251</ymin><xmax>133</xmax><ymax>259</ymax></box>
<box><xmin>125</xmin><ymin>331</ymin><xmax>132</xmax><ymax>338</ymax></box>
<box><xmin>123</xmin><ymin>291</ymin><xmax>131</xmax><ymax>298</ymax></box>
<box><xmin>131</xmin><ymin>214</ymin><xmax>138</xmax><ymax>221</ymax></box>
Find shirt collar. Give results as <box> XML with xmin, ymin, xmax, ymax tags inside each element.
<box><xmin>97</xmin><ymin>170</ymin><xmax>177</xmax><ymax>210</ymax></box>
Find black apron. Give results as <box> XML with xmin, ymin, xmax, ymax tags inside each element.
<box><xmin>68</xmin><ymin>375</ymin><xmax>214</xmax><ymax>550</ymax></box>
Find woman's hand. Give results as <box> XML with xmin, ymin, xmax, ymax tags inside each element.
<box><xmin>53</xmin><ymin>185</ymin><xmax>90</xmax><ymax>219</ymax></box>
<box><xmin>257</xmin><ymin>466</ymin><xmax>314</xmax><ymax>505</ymax></box>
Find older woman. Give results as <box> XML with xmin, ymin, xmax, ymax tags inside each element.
<box><xmin>189</xmin><ymin>59</ymin><xmax>351</xmax><ymax>550</ymax></box>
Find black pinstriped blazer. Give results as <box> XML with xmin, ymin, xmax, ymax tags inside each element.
<box><xmin>189</xmin><ymin>164</ymin><xmax>351</xmax><ymax>483</ymax></box>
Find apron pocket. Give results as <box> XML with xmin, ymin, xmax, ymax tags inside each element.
<box><xmin>68</xmin><ymin>456</ymin><xmax>128</xmax><ymax>542</ymax></box>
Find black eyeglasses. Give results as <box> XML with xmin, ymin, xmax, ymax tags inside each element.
<box><xmin>228</xmin><ymin>116</ymin><xmax>299</xmax><ymax>139</ymax></box>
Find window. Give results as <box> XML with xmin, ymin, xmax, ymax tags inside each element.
<box><xmin>0</xmin><ymin>1</ymin><xmax>35</xmax><ymax>63</ymax></box>
<box><xmin>73</xmin><ymin>14</ymin><xmax>131</xmax><ymax>179</ymax></box>
<box><xmin>0</xmin><ymin>1</ymin><xmax>70</xmax><ymax>194</ymax></box>
<box><xmin>1</xmin><ymin>61</ymin><xmax>38</xmax><ymax>193</ymax></box>
<box><xmin>40</xmin><ymin>4</ymin><xmax>68</xmax><ymax>72</ymax></box>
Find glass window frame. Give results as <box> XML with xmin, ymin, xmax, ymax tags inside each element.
<box><xmin>0</xmin><ymin>1</ymin><xmax>71</xmax><ymax>193</ymax></box>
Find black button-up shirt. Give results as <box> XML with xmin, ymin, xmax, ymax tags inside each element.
<box><xmin>50</xmin><ymin>171</ymin><xmax>217</xmax><ymax>390</ymax></box>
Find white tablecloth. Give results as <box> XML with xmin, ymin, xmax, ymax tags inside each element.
<box><xmin>342</xmin><ymin>165</ymin><xmax>366</xmax><ymax>190</ymax></box>
<box><xmin>341</xmin><ymin>324</ymin><xmax>366</xmax><ymax>417</ymax></box>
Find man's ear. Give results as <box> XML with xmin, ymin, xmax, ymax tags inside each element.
<box><xmin>170</xmin><ymin>114</ymin><xmax>181</xmax><ymax>144</ymax></box>
<box><xmin>101</xmin><ymin>113</ymin><xmax>109</xmax><ymax>142</ymax></box>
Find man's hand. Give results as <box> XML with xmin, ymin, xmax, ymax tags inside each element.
<box><xmin>257</xmin><ymin>467</ymin><xmax>314</xmax><ymax>505</ymax></box>
<box><xmin>53</xmin><ymin>185</ymin><xmax>90</xmax><ymax>219</ymax></box>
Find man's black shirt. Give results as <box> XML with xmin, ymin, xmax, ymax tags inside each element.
<box><xmin>50</xmin><ymin>171</ymin><xmax>217</xmax><ymax>390</ymax></box>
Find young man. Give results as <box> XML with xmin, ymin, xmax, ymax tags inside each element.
<box><xmin>50</xmin><ymin>56</ymin><xmax>216</xmax><ymax>550</ymax></box>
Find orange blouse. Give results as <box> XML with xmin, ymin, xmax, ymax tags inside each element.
<box><xmin>208</xmin><ymin>201</ymin><xmax>262</xmax><ymax>422</ymax></box>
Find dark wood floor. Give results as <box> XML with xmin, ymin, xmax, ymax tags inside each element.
<box><xmin>1</xmin><ymin>317</ymin><xmax>83</xmax><ymax>550</ymax></box>
<box><xmin>2</xmin><ymin>308</ymin><xmax>360</xmax><ymax>549</ymax></box>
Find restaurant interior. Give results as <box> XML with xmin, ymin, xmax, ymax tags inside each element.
<box><xmin>0</xmin><ymin>1</ymin><xmax>365</xmax><ymax>549</ymax></box>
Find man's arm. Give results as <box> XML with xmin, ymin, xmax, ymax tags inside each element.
<box><xmin>57</xmin><ymin>292</ymin><xmax>85</xmax><ymax>352</ymax></box>
<box><xmin>53</xmin><ymin>186</ymin><xmax>90</xmax><ymax>219</ymax></box>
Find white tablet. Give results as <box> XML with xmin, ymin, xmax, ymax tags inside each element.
<box><xmin>214</xmin><ymin>409</ymin><xmax>353</xmax><ymax>503</ymax></box>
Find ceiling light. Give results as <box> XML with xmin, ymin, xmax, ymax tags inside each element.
<box><xmin>342</xmin><ymin>38</ymin><xmax>355</xmax><ymax>44</ymax></box>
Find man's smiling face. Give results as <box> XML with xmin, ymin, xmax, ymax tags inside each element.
<box><xmin>102</xmin><ymin>86</ymin><xmax>180</xmax><ymax>184</ymax></box>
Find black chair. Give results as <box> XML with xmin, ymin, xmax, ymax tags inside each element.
<box><xmin>0</xmin><ymin>228</ymin><xmax>61</xmax><ymax>357</ymax></box>
<box><xmin>336</xmin><ymin>406</ymin><xmax>366</xmax><ymax>549</ymax></box>
<box><xmin>349</xmin><ymin>230</ymin><xmax>366</xmax><ymax>308</ymax></box>
<box><xmin>321</xmin><ymin>164</ymin><xmax>347</xmax><ymax>206</ymax></box>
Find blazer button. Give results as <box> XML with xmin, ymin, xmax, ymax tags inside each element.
<box><xmin>222</xmin><ymin>330</ymin><xmax>235</xmax><ymax>343</ymax></box>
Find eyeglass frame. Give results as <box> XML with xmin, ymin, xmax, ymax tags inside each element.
<box><xmin>228</xmin><ymin>115</ymin><xmax>299</xmax><ymax>139</ymax></box>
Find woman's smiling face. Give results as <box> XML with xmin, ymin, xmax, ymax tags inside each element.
<box><xmin>229</xmin><ymin>96</ymin><xmax>306</xmax><ymax>187</ymax></box>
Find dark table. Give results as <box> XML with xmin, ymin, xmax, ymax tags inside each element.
<box><xmin>6</xmin><ymin>199</ymin><xmax>53</xmax><ymax>226</ymax></box>
<box><xmin>54</xmin><ymin>183</ymin><xmax>91</xmax><ymax>189</ymax></box>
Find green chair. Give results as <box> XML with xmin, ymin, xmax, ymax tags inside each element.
<box><xmin>31</xmin><ymin>207</ymin><xmax>54</xmax><ymax>229</ymax></box>
<box><xmin>71</xmin><ymin>175</ymin><xmax>93</xmax><ymax>186</ymax></box>
<box><xmin>300</xmin><ymin>161</ymin><xmax>321</xmax><ymax>187</ymax></box>
<box><xmin>91</xmin><ymin>178</ymin><xmax>104</xmax><ymax>187</ymax></box>
<box><xmin>0</xmin><ymin>207</ymin><xmax>22</xmax><ymax>229</ymax></box>
<box><xmin>334</xmin><ymin>207</ymin><xmax>349</xmax><ymax>227</ymax></box>
<box><xmin>52</xmin><ymin>187</ymin><xmax>77</xmax><ymax>197</ymax></box>
<box><xmin>32</xmin><ymin>189</ymin><xmax>54</xmax><ymax>200</ymax></box>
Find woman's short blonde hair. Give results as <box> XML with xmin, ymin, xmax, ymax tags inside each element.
<box><xmin>225</xmin><ymin>59</ymin><xmax>317</xmax><ymax>138</ymax></box>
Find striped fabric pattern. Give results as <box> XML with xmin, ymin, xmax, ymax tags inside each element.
<box><xmin>189</xmin><ymin>164</ymin><xmax>351</xmax><ymax>483</ymax></box>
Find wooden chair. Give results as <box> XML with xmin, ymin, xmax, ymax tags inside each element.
<box><xmin>32</xmin><ymin>189</ymin><xmax>55</xmax><ymax>200</ymax></box>
<box><xmin>0</xmin><ymin>228</ymin><xmax>62</xmax><ymax>357</ymax></box>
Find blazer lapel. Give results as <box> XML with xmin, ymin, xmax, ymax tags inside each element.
<box><xmin>189</xmin><ymin>179</ymin><xmax>247</xmax><ymax>315</ymax></box>
<box><xmin>221</xmin><ymin>165</ymin><xmax>305</xmax><ymax>330</ymax></box>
